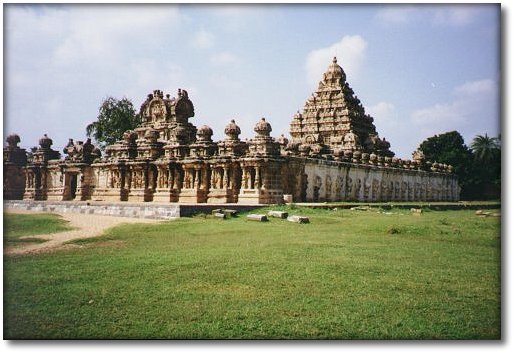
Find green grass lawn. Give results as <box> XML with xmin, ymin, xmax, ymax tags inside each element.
<box><xmin>3</xmin><ymin>207</ymin><xmax>500</xmax><ymax>339</ymax></box>
<box><xmin>3</xmin><ymin>213</ymin><xmax>74</xmax><ymax>247</ymax></box>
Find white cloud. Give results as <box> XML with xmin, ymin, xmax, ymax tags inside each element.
<box><xmin>4</xmin><ymin>5</ymin><xmax>184</xmax><ymax>149</ymax></box>
<box><xmin>411</xmin><ymin>102</ymin><xmax>464</xmax><ymax>126</ymax></box>
<box><xmin>366</xmin><ymin>101</ymin><xmax>403</xmax><ymax>154</ymax></box>
<box><xmin>213</xmin><ymin>5</ymin><xmax>264</xmax><ymax>32</ymax></box>
<box><xmin>367</xmin><ymin>102</ymin><xmax>396</xmax><ymax>121</ymax></box>
<box><xmin>376</xmin><ymin>5</ymin><xmax>480</xmax><ymax>27</ymax></box>
<box><xmin>191</xmin><ymin>29</ymin><xmax>215</xmax><ymax>49</ymax></box>
<box><xmin>305</xmin><ymin>35</ymin><xmax>367</xmax><ymax>88</ymax></box>
<box><xmin>209</xmin><ymin>73</ymin><xmax>242</xmax><ymax>90</ymax></box>
<box><xmin>126</xmin><ymin>60</ymin><xmax>187</xmax><ymax>98</ymax></box>
<box><xmin>210</xmin><ymin>51</ymin><xmax>239</xmax><ymax>66</ymax></box>
<box><xmin>375</xmin><ymin>6</ymin><xmax>418</xmax><ymax>24</ymax></box>
<box><xmin>52</xmin><ymin>6</ymin><xmax>181</xmax><ymax>65</ymax></box>
<box><xmin>432</xmin><ymin>7</ymin><xmax>479</xmax><ymax>27</ymax></box>
<box><xmin>453</xmin><ymin>78</ymin><xmax>495</xmax><ymax>96</ymax></box>
<box><xmin>410</xmin><ymin>78</ymin><xmax>499</xmax><ymax>144</ymax></box>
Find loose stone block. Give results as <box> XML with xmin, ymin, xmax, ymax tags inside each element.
<box><xmin>211</xmin><ymin>208</ymin><xmax>222</xmax><ymax>215</ymax></box>
<box><xmin>283</xmin><ymin>194</ymin><xmax>293</xmax><ymax>204</ymax></box>
<box><xmin>410</xmin><ymin>208</ymin><xmax>423</xmax><ymax>215</ymax></box>
<box><xmin>287</xmin><ymin>215</ymin><xmax>310</xmax><ymax>224</ymax></box>
<box><xmin>222</xmin><ymin>209</ymin><xmax>238</xmax><ymax>217</ymax></box>
<box><xmin>350</xmin><ymin>206</ymin><xmax>371</xmax><ymax>211</ymax></box>
<box><xmin>267</xmin><ymin>210</ymin><xmax>288</xmax><ymax>219</ymax></box>
<box><xmin>247</xmin><ymin>214</ymin><xmax>268</xmax><ymax>222</ymax></box>
<box><xmin>213</xmin><ymin>212</ymin><xmax>226</xmax><ymax>219</ymax></box>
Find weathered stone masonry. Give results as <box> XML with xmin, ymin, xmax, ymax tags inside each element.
<box><xmin>4</xmin><ymin>58</ymin><xmax>459</xmax><ymax>203</ymax></box>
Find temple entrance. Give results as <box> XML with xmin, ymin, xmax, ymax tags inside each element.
<box><xmin>64</xmin><ymin>173</ymin><xmax>78</xmax><ymax>200</ymax></box>
<box><xmin>70</xmin><ymin>174</ymin><xmax>77</xmax><ymax>200</ymax></box>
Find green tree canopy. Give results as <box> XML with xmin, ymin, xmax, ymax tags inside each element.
<box><xmin>418</xmin><ymin>130</ymin><xmax>473</xmax><ymax>178</ymax></box>
<box><xmin>418</xmin><ymin>131</ymin><xmax>500</xmax><ymax>200</ymax></box>
<box><xmin>86</xmin><ymin>97</ymin><xmax>140</xmax><ymax>149</ymax></box>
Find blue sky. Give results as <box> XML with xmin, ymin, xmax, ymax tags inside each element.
<box><xmin>3</xmin><ymin>3</ymin><xmax>500</xmax><ymax>158</ymax></box>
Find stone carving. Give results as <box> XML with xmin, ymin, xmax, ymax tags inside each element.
<box><xmin>363</xmin><ymin>178</ymin><xmax>371</xmax><ymax>200</ymax></box>
<box><xmin>63</xmin><ymin>138</ymin><xmax>99</xmax><ymax>164</ymax></box>
<box><xmin>325</xmin><ymin>175</ymin><xmax>332</xmax><ymax>200</ymax></box>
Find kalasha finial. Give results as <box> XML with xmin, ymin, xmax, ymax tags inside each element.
<box><xmin>224</xmin><ymin>119</ymin><xmax>241</xmax><ymax>140</ymax></box>
<box><xmin>38</xmin><ymin>133</ymin><xmax>54</xmax><ymax>150</ymax></box>
<box><xmin>254</xmin><ymin>117</ymin><xmax>272</xmax><ymax>137</ymax></box>
<box><xmin>333</xmin><ymin>56</ymin><xmax>337</xmax><ymax>64</ymax></box>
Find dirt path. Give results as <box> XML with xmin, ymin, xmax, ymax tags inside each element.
<box><xmin>4</xmin><ymin>210</ymin><xmax>161</xmax><ymax>256</ymax></box>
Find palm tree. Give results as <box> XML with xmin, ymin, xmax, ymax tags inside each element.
<box><xmin>470</xmin><ymin>134</ymin><xmax>500</xmax><ymax>162</ymax></box>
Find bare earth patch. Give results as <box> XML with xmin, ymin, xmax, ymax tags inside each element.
<box><xmin>4</xmin><ymin>209</ymin><xmax>160</xmax><ymax>256</ymax></box>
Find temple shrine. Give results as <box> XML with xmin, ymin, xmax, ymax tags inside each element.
<box><xmin>4</xmin><ymin>58</ymin><xmax>459</xmax><ymax>204</ymax></box>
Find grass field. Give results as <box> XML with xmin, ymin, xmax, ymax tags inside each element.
<box><xmin>3</xmin><ymin>206</ymin><xmax>500</xmax><ymax>339</ymax></box>
<box><xmin>3</xmin><ymin>213</ymin><xmax>74</xmax><ymax>248</ymax></box>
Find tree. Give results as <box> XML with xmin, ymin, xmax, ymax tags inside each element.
<box><xmin>418</xmin><ymin>131</ymin><xmax>475</xmax><ymax>199</ymax></box>
<box><xmin>86</xmin><ymin>97</ymin><xmax>140</xmax><ymax>149</ymax></box>
<box><xmin>470</xmin><ymin>134</ymin><xmax>501</xmax><ymax>199</ymax></box>
<box><xmin>418</xmin><ymin>130</ymin><xmax>473</xmax><ymax>178</ymax></box>
<box><xmin>470</xmin><ymin>134</ymin><xmax>500</xmax><ymax>162</ymax></box>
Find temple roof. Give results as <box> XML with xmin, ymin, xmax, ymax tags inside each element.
<box><xmin>289</xmin><ymin>57</ymin><xmax>394</xmax><ymax>157</ymax></box>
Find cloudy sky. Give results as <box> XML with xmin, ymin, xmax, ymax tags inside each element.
<box><xmin>4</xmin><ymin>3</ymin><xmax>500</xmax><ymax>158</ymax></box>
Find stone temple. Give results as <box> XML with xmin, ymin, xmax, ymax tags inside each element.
<box><xmin>4</xmin><ymin>58</ymin><xmax>459</xmax><ymax>204</ymax></box>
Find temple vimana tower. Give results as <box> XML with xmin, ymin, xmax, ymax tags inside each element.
<box><xmin>4</xmin><ymin>58</ymin><xmax>459</xmax><ymax>203</ymax></box>
<box><xmin>290</xmin><ymin>57</ymin><xmax>393</xmax><ymax>157</ymax></box>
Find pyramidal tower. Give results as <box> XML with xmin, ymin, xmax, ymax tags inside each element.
<box><xmin>290</xmin><ymin>57</ymin><xmax>394</xmax><ymax>157</ymax></box>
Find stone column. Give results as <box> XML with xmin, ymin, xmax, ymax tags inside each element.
<box><xmin>169</xmin><ymin>166</ymin><xmax>175</xmax><ymax>189</ymax></box>
<box><xmin>202</xmin><ymin>168</ymin><xmax>208</xmax><ymax>190</ymax></box>
<box><xmin>241</xmin><ymin>167</ymin><xmax>247</xmax><ymax>189</ymax></box>
<box><xmin>195</xmin><ymin>169</ymin><xmax>201</xmax><ymax>189</ymax></box>
<box><xmin>223</xmin><ymin>166</ymin><xmax>229</xmax><ymax>189</ymax></box>
<box><xmin>210</xmin><ymin>168</ymin><xmax>216</xmax><ymax>189</ymax></box>
<box><xmin>255</xmin><ymin>167</ymin><xmax>260</xmax><ymax>189</ymax></box>
<box><xmin>25</xmin><ymin>170</ymin><xmax>32</xmax><ymax>189</ymax></box>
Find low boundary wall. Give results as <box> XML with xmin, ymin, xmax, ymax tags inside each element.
<box><xmin>3</xmin><ymin>200</ymin><xmax>499</xmax><ymax>220</ymax></box>
<box><xmin>3</xmin><ymin>200</ymin><xmax>261</xmax><ymax>219</ymax></box>
<box><xmin>4</xmin><ymin>200</ymin><xmax>180</xmax><ymax>220</ymax></box>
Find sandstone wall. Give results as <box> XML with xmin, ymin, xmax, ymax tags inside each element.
<box><xmin>297</xmin><ymin>157</ymin><xmax>459</xmax><ymax>202</ymax></box>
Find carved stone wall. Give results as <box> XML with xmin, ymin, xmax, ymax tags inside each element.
<box><xmin>297</xmin><ymin>157</ymin><xmax>459</xmax><ymax>202</ymax></box>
